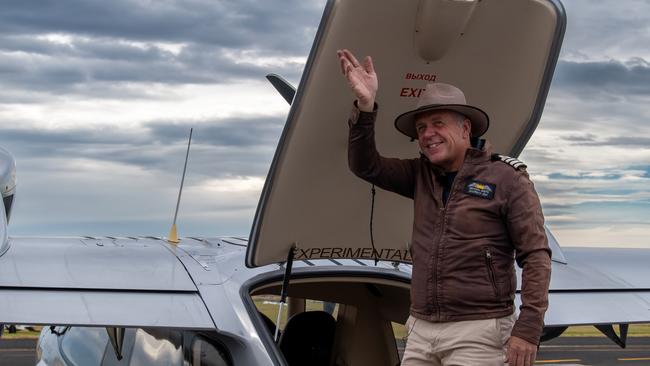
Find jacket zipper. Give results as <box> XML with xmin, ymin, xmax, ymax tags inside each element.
<box><xmin>431</xmin><ymin>166</ymin><xmax>464</xmax><ymax>317</ymax></box>
<box><xmin>484</xmin><ymin>248</ymin><xmax>500</xmax><ymax>299</ymax></box>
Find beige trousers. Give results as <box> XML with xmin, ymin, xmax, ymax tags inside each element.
<box><xmin>402</xmin><ymin>313</ymin><xmax>516</xmax><ymax>366</ymax></box>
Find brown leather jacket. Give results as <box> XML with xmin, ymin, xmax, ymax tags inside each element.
<box><xmin>348</xmin><ymin>105</ymin><xmax>551</xmax><ymax>345</ymax></box>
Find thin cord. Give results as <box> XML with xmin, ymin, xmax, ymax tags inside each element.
<box><xmin>370</xmin><ymin>184</ymin><xmax>378</xmax><ymax>265</ymax></box>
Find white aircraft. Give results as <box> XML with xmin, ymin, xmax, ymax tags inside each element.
<box><xmin>0</xmin><ymin>0</ymin><xmax>648</xmax><ymax>365</ymax></box>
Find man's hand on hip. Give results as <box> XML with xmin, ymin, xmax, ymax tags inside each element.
<box><xmin>336</xmin><ymin>49</ymin><xmax>378</xmax><ymax>112</ymax></box>
<box><xmin>505</xmin><ymin>336</ymin><xmax>537</xmax><ymax>366</ymax></box>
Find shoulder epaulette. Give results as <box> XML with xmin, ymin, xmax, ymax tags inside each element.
<box><xmin>491</xmin><ymin>154</ymin><xmax>527</xmax><ymax>171</ymax></box>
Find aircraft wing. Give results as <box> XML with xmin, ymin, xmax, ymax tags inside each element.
<box><xmin>0</xmin><ymin>236</ymin><xmax>215</xmax><ymax>329</ymax></box>
<box><xmin>542</xmin><ymin>247</ymin><xmax>650</xmax><ymax>327</ymax></box>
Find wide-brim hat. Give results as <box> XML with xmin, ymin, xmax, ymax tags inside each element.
<box><xmin>394</xmin><ymin>82</ymin><xmax>489</xmax><ymax>139</ymax></box>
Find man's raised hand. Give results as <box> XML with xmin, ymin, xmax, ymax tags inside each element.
<box><xmin>336</xmin><ymin>49</ymin><xmax>378</xmax><ymax>112</ymax></box>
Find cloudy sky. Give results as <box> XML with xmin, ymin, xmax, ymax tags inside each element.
<box><xmin>0</xmin><ymin>0</ymin><xmax>648</xmax><ymax>248</ymax></box>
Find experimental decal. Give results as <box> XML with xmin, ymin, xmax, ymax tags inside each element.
<box><xmin>295</xmin><ymin>247</ymin><xmax>412</xmax><ymax>262</ymax></box>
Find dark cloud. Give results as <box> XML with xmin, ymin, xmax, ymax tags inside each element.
<box><xmin>518</xmin><ymin>147</ymin><xmax>559</xmax><ymax>166</ymax></box>
<box><xmin>596</xmin><ymin>136</ymin><xmax>650</xmax><ymax>147</ymax></box>
<box><xmin>563</xmin><ymin>136</ymin><xmax>650</xmax><ymax>148</ymax></box>
<box><xmin>560</xmin><ymin>134</ymin><xmax>598</xmax><ymax>143</ymax></box>
<box><xmin>0</xmin><ymin>38</ymin><xmax>303</xmax><ymax>95</ymax></box>
<box><xmin>0</xmin><ymin>0</ymin><xmax>322</xmax><ymax>97</ymax></box>
<box><xmin>547</xmin><ymin>172</ymin><xmax>623</xmax><ymax>180</ymax></box>
<box><xmin>148</xmin><ymin>117</ymin><xmax>284</xmax><ymax>146</ymax></box>
<box><xmin>0</xmin><ymin>125</ymin><xmax>141</xmax><ymax>145</ymax></box>
<box><xmin>552</xmin><ymin>59</ymin><xmax>650</xmax><ymax>97</ymax></box>
<box><xmin>539</xmin><ymin>202</ymin><xmax>574</xmax><ymax>217</ymax></box>
<box><xmin>541</xmin><ymin>203</ymin><xmax>573</xmax><ymax>211</ymax></box>
<box><xmin>0</xmin><ymin>116</ymin><xmax>285</xmax><ymax>178</ymax></box>
<box><xmin>629</xmin><ymin>165</ymin><xmax>650</xmax><ymax>178</ymax></box>
<box><xmin>0</xmin><ymin>35</ymin><xmax>171</xmax><ymax>62</ymax></box>
<box><xmin>0</xmin><ymin>0</ymin><xmax>324</xmax><ymax>53</ymax></box>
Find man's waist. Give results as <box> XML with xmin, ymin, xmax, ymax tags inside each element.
<box><xmin>410</xmin><ymin>307</ymin><xmax>515</xmax><ymax>323</ymax></box>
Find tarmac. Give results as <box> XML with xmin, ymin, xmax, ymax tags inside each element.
<box><xmin>1</xmin><ymin>336</ymin><xmax>650</xmax><ymax>365</ymax></box>
<box><xmin>0</xmin><ymin>339</ymin><xmax>36</xmax><ymax>365</ymax></box>
<box><xmin>537</xmin><ymin>337</ymin><xmax>650</xmax><ymax>365</ymax></box>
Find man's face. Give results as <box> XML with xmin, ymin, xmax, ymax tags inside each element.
<box><xmin>415</xmin><ymin>110</ymin><xmax>471</xmax><ymax>172</ymax></box>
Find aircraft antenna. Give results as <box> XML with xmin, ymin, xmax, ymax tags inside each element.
<box><xmin>168</xmin><ymin>128</ymin><xmax>193</xmax><ymax>244</ymax></box>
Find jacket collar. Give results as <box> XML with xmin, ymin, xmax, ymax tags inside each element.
<box><xmin>464</xmin><ymin>141</ymin><xmax>493</xmax><ymax>164</ymax></box>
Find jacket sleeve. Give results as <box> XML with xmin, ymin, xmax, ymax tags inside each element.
<box><xmin>348</xmin><ymin>103</ymin><xmax>417</xmax><ymax>199</ymax></box>
<box><xmin>505</xmin><ymin>171</ymin><xmax>552</xmax><ymax>345</ymax></box>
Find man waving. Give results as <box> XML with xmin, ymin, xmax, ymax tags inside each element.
<box><xmin>338</xmin><ymin>49</ymin><xmax>551</xmax><ymax>366</ymax></box>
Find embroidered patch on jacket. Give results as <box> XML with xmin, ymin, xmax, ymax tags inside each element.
<box><xmin>464</xmin><ymin>180</ymin><xmax>496</xmax><ymax>200</ymax></box>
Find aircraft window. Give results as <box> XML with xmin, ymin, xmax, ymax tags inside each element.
<box><xmin>322</xmin><ymin>301</ymin><xmax>338</xmax><ymax>317</ymax></box>
<box><xmin>128</xmin><ymin>328</ymin><xmax>183</xmax><ymax>366</ymax></box>
<box><xmin>392</xmin><ymin>321</ymin><xmax>407</xmax><ymax>361</ymax></box>
<box><xmin>191</xmin><ymin>335</ymin><xmax>231</xmax><ymax>366</ymax></box>
<box><xmin>253</xmin><ymin>295</ymin><xmax>287</xmax><ymax>329</ymax></box>
<box><xmin>252</xmin><ymin>295</ymin><xmax>339</xmax><ymax>334</ymax></box>
<box><xmin>60</xmin><ymin>327</ymin><xmax>109</xmax><ymax>366</ymax></box>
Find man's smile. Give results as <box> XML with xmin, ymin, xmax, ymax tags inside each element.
<box><xmin>425</xmin><ymin>141</ymin><xmax>443</xmax><ymax>149</ymax></box>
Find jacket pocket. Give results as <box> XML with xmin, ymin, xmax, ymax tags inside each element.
<box><xmin>484</xmin><ymin>247</ymin><xmax>500</xmax><ymax>299</ymax></box>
